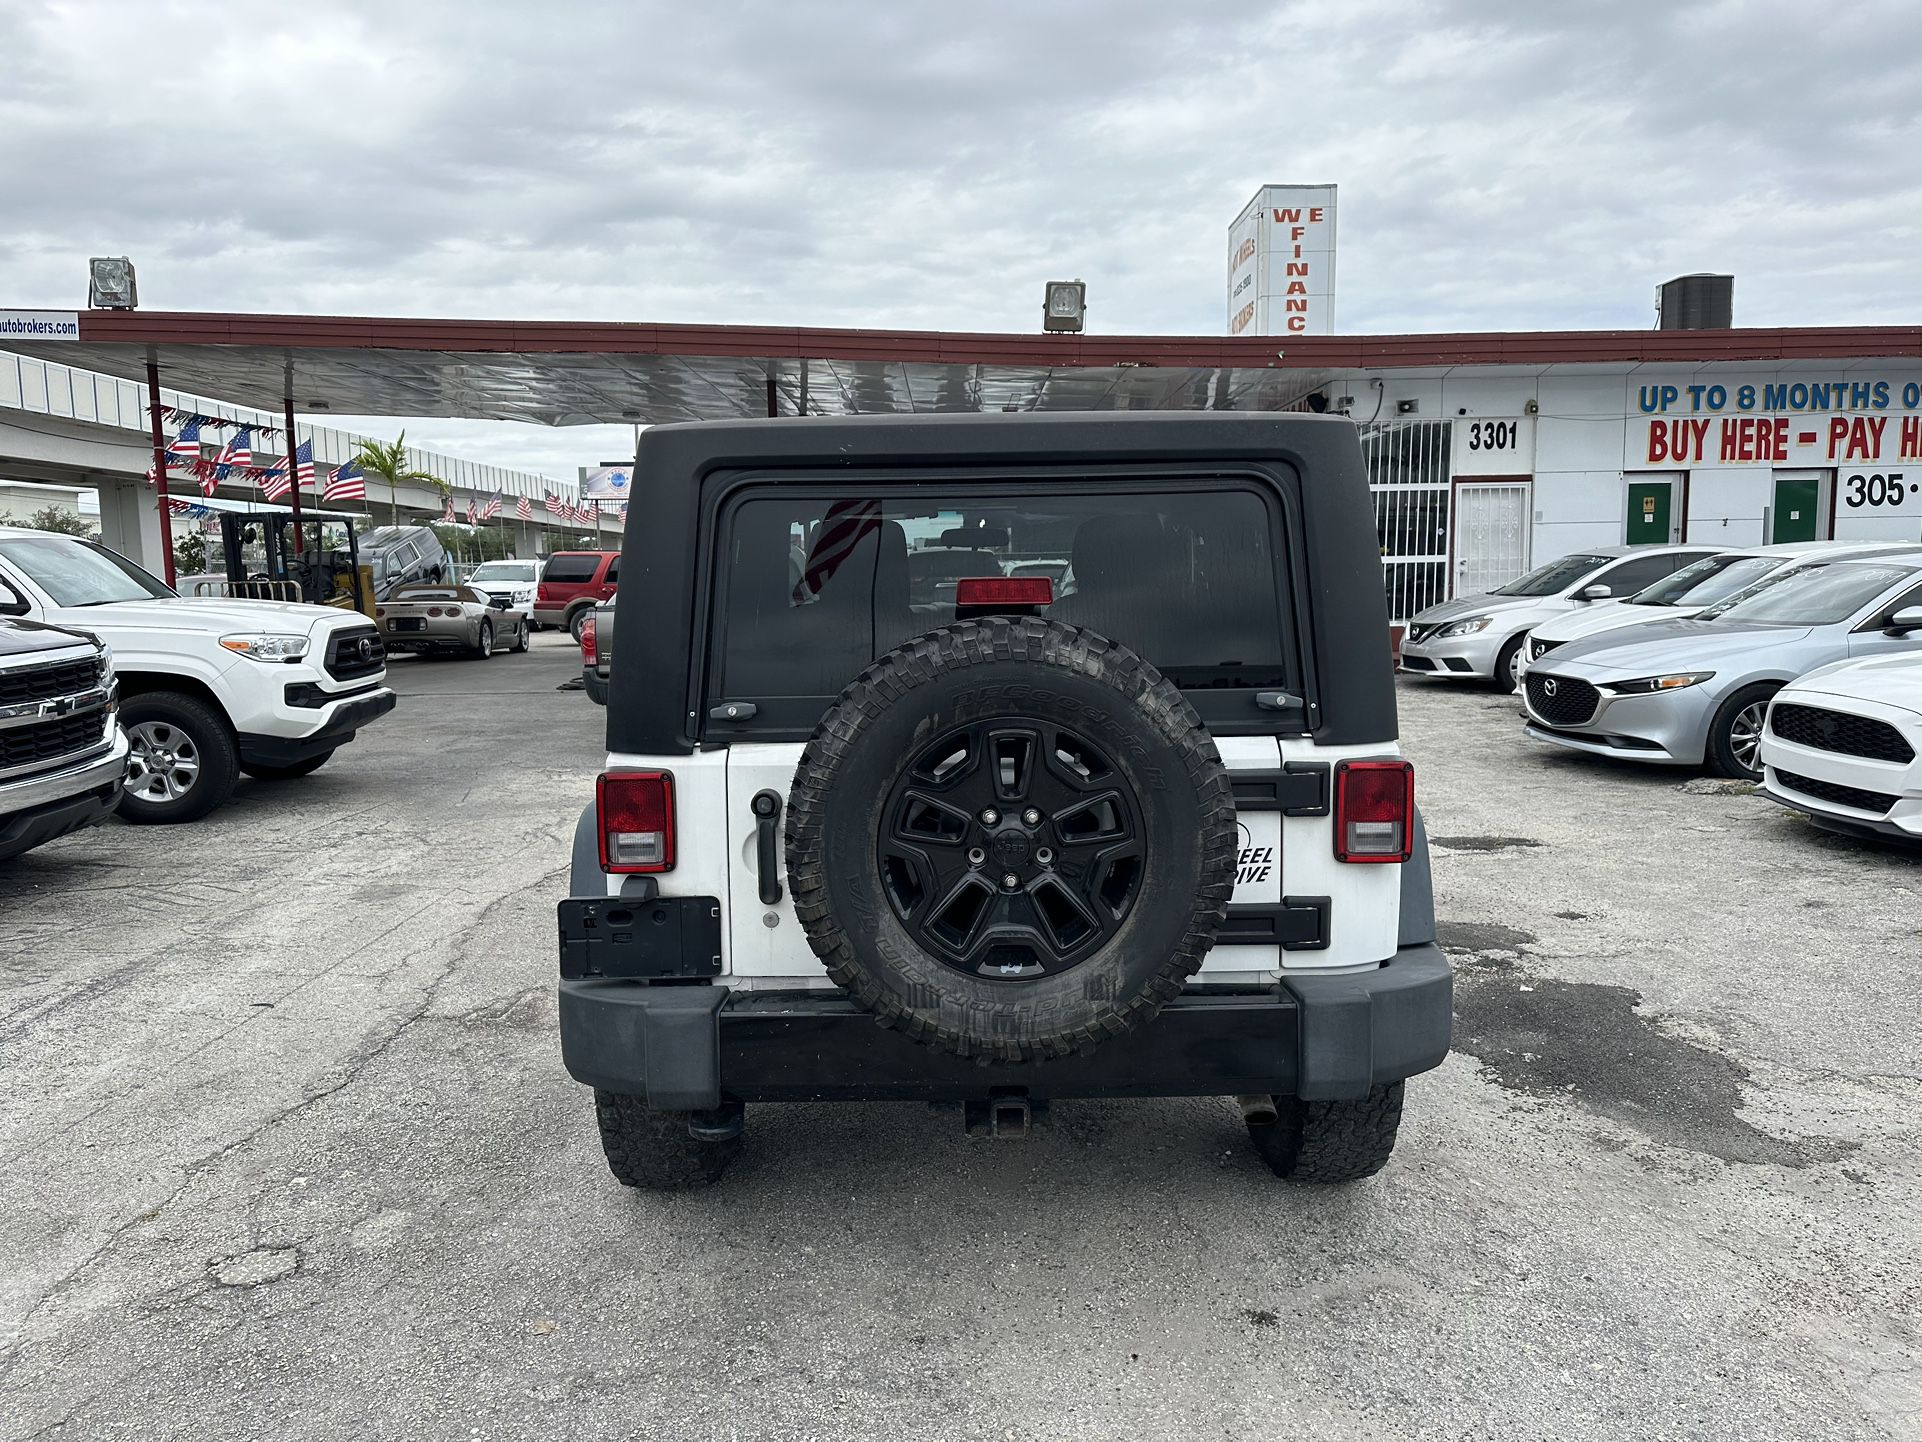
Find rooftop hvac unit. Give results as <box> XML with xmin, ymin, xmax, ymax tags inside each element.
<box><xmin>1657</xmin><ymin>274</ymin><xmax>1733</xmax><ymax>330</ymax></box>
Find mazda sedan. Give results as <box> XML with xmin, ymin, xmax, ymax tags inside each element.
<box><xmin>1520</xmin><ymin>551</ymin><xmax>1922</xmax><ymax>780</ymax></box>
<box><xmin>376</xmin><ymin>583</ymin><xmax>529</xmax><ymax>659</ymax></box>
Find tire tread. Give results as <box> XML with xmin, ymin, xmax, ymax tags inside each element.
<box><xmin>1247</xmin><ymin>1083</ymin><xmax>1405</xmax><ymax>1184</ymax></box>
<box><xmin>592</xmin><ymin>1091</ymin><xmax>740</xmax><ymax>1189</ymax></box>
<box><xmin>785</xmin><ymin>616</ymin><xmax>1236</xmax><ymax>1064</ymax></box>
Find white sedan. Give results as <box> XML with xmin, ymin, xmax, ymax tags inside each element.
<box><xmin>1759</xmin><ymin>652</ymin><xmax>1922</xmax><ymax>846</ymax></box>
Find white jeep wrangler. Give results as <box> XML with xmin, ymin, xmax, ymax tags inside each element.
<box><xmin>558</xmin><ymin>413</ymin><xmax>1449</xmax><ymax>1187</ymax></box>
<box><xmin>0</xmin><ymin>527</ymin><xmax>395</xmax><ymax>824</ymax></box>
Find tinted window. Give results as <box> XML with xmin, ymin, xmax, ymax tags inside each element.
<box><xmin>1635</xmin><ymin>554</ymin><xmax>1780</xmax><ymax>607</ymax></box>
<box><xmin>542</xmin><ymin>554</ymin><xmax>601</xmax><ymax>583</ymax></box>
<box><xmin>1595</xmin><ymin>551</ymin><xmax>1704</xmax><ymax>597</ymax></box>
<box><xmin>603</xmin><ymin>556</ymin><xmax>619</xmax><ymax>584</ymax></box>
<box><xmin>1711</xmin><ymin>562</ymin><xmax>1916</xmax><ymax>625</ymax></box>
<box><xmin>0</xmin><ymin>535</ymin><xmax>173</xmax><ymax>606</ymax></box>
<box><xmin>715</xmin><ymin>489</ymin><xmax>1288</xmax><ymax>704</ymax></box>
<box><xmin>1492</xmin><ymin>554</ymin><xmax>1609</xmax><ymax>597</ymax></box>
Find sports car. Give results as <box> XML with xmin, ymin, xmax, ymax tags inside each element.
<box><xmin>376</xmin><ymin>583</ymin><xmax>529</xmax><ymax>658</ymax></box>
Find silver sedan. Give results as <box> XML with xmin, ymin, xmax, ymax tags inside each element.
<box><xmin>1520</xmin><ymin>551</ymin><xmax>1922</xmax><ymax>779</ymax></box>
<box><xmin>377</xmin><ymin>583</ymin><xmax>530</xmax><ymax>659</ymax></box>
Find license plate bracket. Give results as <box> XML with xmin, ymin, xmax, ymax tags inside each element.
<box><xmin>558</xmin><ymin>895</ymin><xmax>723</xmax><ymax>979</ymax></box>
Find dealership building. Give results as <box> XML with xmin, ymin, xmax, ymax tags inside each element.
<box><xmin>4</xmin><ymin>299</ymin><xmax>1918</xmax><ymax>621</ymax></box>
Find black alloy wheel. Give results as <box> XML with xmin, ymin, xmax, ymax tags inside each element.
<box><xmin>878</xmin><ymin>720</ymin><xmax>1146</xmax><ymax>980</ymax></box>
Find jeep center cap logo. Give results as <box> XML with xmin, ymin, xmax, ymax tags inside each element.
<box><xmin>989</xmin><ymin>831</ymin><xmax>1031</xmax><ymax>869</ymax></box>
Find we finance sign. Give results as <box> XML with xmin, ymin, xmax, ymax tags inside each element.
<box><xmin>1639</xmin><ymin>377</ymin><xmax>1922</xmax><ymax>467</ymax></box>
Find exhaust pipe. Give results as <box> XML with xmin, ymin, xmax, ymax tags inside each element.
<box><xmin>1237</xmin><ymin>1094</ymin><xmax>1279</xmax><ymax>1127</ymax></box>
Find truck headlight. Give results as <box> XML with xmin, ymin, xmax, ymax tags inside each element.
<box><xmin>1601</xmin><ymin>672</ymin><xmax>1714</xmax><ymax>695</ymax></box>
<box><xmin>219</xmin><ymin>633</ymin><xmax>311</xmax><ymax>662</ymax></box>
<box><xmin>1436</xmin><ymin>616</ymin><xmax>1491</xmax><ymax>638</ymax></box>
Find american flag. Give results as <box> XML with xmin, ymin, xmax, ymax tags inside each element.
<box><xmin>259</xmin><ymin>465</ymin><xmax>292</xmax><ymax>502</ymax></box>
<box><xmin>442</xmin><ymin>493</ymin><xmax>456</xmax><ymax>523</ymax></box>
<box><xmin>516</xmin><ymin>495</ymin><xmax>532</xmax><ymax>521</ymax></box>
<box><xmin>480</xmin><ymin>491</ymin><xmax>502</xmax><ymax>520</ymax></box>
<box><xmin>466</xmin><ymin>498</ymin><xmax>478</xmax><ymax>525</ymax></box>
<box><xmin>143</xmin><ymin>461</ymin><xmax>158</xmax><ymax>489</ymax></box>
<box><xmin>323</xmin><ymin>459</ymin><xmax>366</xmax><ymax>502</ymax></box>
<box><xmin>169</xmin><ymin>417</ymin><xmax>203</xmax><ymax>465</ymax></box>
<box><xmin>799</xmin><ymin>499</ymin><xmax>883</xmax><ymax>598</ymax></box>
<box><xmin>543</xmin><ymin>491</ymin><xmax>566</xmax><ymax>517</ymax></box>
<box><xmin>293</xmin><ymin>439</ymin><xmax>316</xmax><ymax>488</ymax></box>
<box><xmin>227</xmin><ymin>426</ymin><xmax>253</xmax><ymax>468</ymax></box>
<box><xmin>209</xmin><ymin>432</ymin><xmax>244</xmax><ymax>495</ymax></box>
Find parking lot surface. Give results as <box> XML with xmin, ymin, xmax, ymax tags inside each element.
<box><xmin>2</xmin><ymin>647</ymin><xmax>1917</xmax><ymax>1441</ymax></box>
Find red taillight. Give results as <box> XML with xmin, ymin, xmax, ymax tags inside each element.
<box><xmin>955</xmin><ymin>576</ymin><xmax>1053</xmax><ymax>607</ymax></box>
<box><xmin>1333</xmin><ymin>760</ymin><xmax>1413</xmax><ymax>863</ymax></box>
<box><xmin>581</xmin><ymin>615</ymin><xmax>598</xmax><ymax>664</ymax></box>
<box><xmin>598</xmin><ymin>771</ymin><xmax>674</xmax><ymax>873</ymax></box>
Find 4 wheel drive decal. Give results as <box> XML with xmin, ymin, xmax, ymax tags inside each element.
<box><xmin>1235</xmin><ymin>819</ymin><xmax>1274</xmax><ymax>887</ymax></box>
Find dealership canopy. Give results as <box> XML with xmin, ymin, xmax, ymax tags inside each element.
<box><xmin>6</xmin><ymin>309</ymin><xmax>1918</xmax><ymax>426</ymax></box>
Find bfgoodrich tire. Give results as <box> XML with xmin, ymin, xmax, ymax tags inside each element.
<box><xmin>1246</xmin><ymin>1083</ymin><xmax>1405</xmax><ymax>1183</ymax></box>
<box><xmin>785</xmin><ymin>617</ymin><xmax>1236</xmax><ymax>1064</ymax></box>
<box><xmin>593</xmin><ymin>1091</ymin><xmax>741</xmax><ymax>1189</ymax></box>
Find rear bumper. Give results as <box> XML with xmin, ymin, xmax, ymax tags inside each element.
<box><xmin>557</xmin><ymin>943</ymin><xmax>1453</xmax><ymax>1109</ymax></box>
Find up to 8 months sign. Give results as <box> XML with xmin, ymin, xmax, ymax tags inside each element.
<box><xmin>1641</xmin><ymin>379</ymin><xmax>1922</xmax><ymax>465</ymax></box>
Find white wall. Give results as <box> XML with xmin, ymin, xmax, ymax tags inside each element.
<box><xmin>1326</xmin><ymin>360</ymin><xmax>1922</xmax><ymax>588</ymax></box>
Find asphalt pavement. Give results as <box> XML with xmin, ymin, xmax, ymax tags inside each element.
<box><xmin>2</xmin><ymin>644</ymin><xmax>1917</xmax><ymax>1441</ymax></box>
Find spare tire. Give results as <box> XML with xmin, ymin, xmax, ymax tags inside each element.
<box><xmin>785</xmin><ymin>617</ymin><xmax>1236</xmax><ymax>1063</ymax></box>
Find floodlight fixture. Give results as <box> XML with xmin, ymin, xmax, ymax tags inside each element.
<box><xmin>88</xmin><ymin>256</ymin><xmax>138</xmax><ymax>309</ymax></box>
<box><xmin>1042</xmin><ymin>280</ymin><xmax>1086</xmax><ymax>334</ymax></box>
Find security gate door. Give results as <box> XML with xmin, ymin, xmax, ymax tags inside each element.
<box><xmin>1771</xmin><ymin>474</ymin><xmax>1820</xmax><ymax>542</ymax></box>
<box><xmin>1453</xmin><ymin>482</ymin><xmax>1531</xmax><ymax>596</ymax></box>
<box><xmin>1626</xmin><ymin>479</ymin><xmax>1675</xmax><ymax>545</ymax></box>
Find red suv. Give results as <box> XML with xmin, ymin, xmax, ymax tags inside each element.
<box><xmin>535</xmin><ymin>551</ymin><xmax>618</xmax><ymax>638</ymax></box>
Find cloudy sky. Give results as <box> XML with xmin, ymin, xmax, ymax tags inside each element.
<box><xmin>4</xmin><ymin>0</ymin><xmax>1918</xmax><ymax>480</ymax></box>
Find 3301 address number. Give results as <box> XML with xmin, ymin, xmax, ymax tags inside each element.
<box><xmin>1465</xmin><ymin>420</ymin><xmax>1520</xmax><ymax>452</ymax></box>
<box><xmin>1844</xmin><ymin>472</ymin><xmax>1906</xmax><ymax>508</ymax></box>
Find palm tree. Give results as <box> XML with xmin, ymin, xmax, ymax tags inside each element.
<box><xmin>350</xmin><ymin>432</ymin><xmax>442</xmax><ymax>527</ymax></box>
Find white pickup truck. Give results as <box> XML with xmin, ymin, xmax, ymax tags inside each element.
<box><xmin>0</xmin><ymin>526</ymin><xmax>396</xmax><ymax>824</ymax></box>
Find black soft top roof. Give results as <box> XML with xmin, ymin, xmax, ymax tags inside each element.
<box><xmin>608</xmin><ymin>411</ymin><xmax>1396</xmax><ymax>751</ymax></box>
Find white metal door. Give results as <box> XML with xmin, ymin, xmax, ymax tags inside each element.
<box><xmin>1453</xmin><ymin>482</ymin><xmax>1531</xmax><ymax>597</ymax></box>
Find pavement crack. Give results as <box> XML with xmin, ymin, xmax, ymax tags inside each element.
<box><xmin>5</xmin><ymin>860</ymin><xmax>570</xmax><ymax>1351</ymax></box>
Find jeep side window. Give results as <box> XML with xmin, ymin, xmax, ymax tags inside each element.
<box><xmin>712</xmin><ymin>486</ymin><xmax>1290</xmax><ymax>725</ymax></box>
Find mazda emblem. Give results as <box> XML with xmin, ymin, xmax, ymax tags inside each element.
<box><xmin>1541</xmin><ymin>678</ymin><xmax>1558</xmax><ymax>697</ymax></box>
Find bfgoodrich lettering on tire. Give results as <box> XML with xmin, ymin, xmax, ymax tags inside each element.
<box><xmin>784</xmin><ymin>617</ymin><xmax>1236</xmax><ymax>1063</ymax></box>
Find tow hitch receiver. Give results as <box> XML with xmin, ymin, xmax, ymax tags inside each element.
<box><xmin>964</xmin><ymin>1093</ymin><xmax>1046</xmax><ymax>1138</ymax></box>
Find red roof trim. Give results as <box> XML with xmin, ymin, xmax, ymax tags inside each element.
<box><xmin>68</xmin><ymin>310</ymin><xmax>1922</xmax><ymax>369</ymax></box>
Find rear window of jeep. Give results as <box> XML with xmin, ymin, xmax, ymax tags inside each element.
<box><xmin>711</xmin><ymin>487</ymin><xmax>1291</xmax><ymax>710</ymax></box>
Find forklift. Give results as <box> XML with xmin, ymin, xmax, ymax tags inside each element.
<box><xmin>208</xmin><ymin>504</ymin><xmax>378</xmax><ymax>615</ymax></box>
